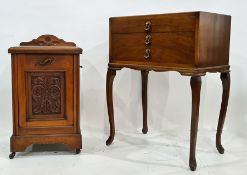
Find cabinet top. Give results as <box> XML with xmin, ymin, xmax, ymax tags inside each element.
<box><xmin>8</xmin><ymin>35</ymin><xmax>82</xmax><ymax>54</ymax></box>
<box><xmin>109</xmin><ymin>11</ymin><xmax>231</xmax><ymax>20</ymax></box>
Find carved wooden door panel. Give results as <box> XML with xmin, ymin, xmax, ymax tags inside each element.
<box><xmin>17</xmin><ymin>54</ymin><xmax>74</xmax><ymax>128</ymax></box>
<box><xmin>26</xmin><ymin>72</ymin><xmax>65</xmax><ymax>120</ymax></box>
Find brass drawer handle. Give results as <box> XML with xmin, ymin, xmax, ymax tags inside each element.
<box><xmin>144</xmin><ymin>21</ymin><xmax>152</xmax><ymax>32</ymax></box>
<box><xmin>145</xmin><ymin>35</ymin><xmax>152</xmax><ymax>45</ymax></box>
<box><xmin>36</xmin><ymin>58</ymin><xmax>55</xmax><ymax>66</ymax></box>
<box><xmin>144</xmin><ymin>49</ymin><xmax>151</xmax><ymax>59</ymax></box>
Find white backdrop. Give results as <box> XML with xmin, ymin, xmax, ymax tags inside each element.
<box><xmin>0</xmin><ymin>0</ymin><xmax>247</xmax><ymax>143</ymax></box>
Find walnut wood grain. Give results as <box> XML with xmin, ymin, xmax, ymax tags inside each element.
<box><xmin>189</xmin><ymin>76</ymin><xmax>201</xmax><ymax>171</ymax></box>
<box><xmin>110</xmin><ymin>12</ymin><xmax>196</xmax><ymax>34</ymax></box>
<box><xmin>196</xmin><ymin>13</ymin><xmax>231</xmax><ymax>67</ymax></box>
<box><xmin>26</xmin><ymin>72</ymin><xmax>65</xmax><ymax>120</ymax></box>
<box><xmin>109</xmin><ymin>11</ymin><xmax>231</xmax><ymax>73</ymax></box>
<box><xmin>141</xmin><ymin>70</ymin><xmax>149</xmax><ymax>134</ymax></box>
<box><xmin>111</xmin><ymin>32</ymin><xmax>195</xmax><ymax>66</ymax></box>
<box><xmin>20</xmin><ymin>34</ymin><xmax>76</xmax><ymax>46</ymax></box>
<box><xmin>109</xmin><ymin>62</ymin><xmax>230</xmax><ymax>76</ymax></box>
<box><xmin>106</xmin><ymin>68</ymin><xmax>117</xmax><ymax>145</ymax></box>
<box><xmin>9</xmin><ymin>35</ymin><xmax>82</xmax><ymax>158</ymax></box>
<box><xmin>107</xmin><ymin>11</ymin><xmax>231</xmax><ymax>171</ymax></box>
<box><xmin>18</xmin><ymin>55</ymin><xmax>74</xmax><ymax>128</ymax></box>
<box><xmin>216</xmin><ymin>72</ymin><xmax>230</xmax><ymax>154</ymax></box>
<box><xmin>8</xmin><ymin>46</ymin><xmax>82</xmax><ymax>54</ymax></box>
<box><xmin>10</xmin><ymin>134</ymin><xmax>82</xmax><ymax>152</ymax></box>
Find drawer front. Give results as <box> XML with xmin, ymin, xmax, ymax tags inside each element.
<box><xmin>17</xmin><ymin>54</ymin><xmax>75</xmax><ymax>129</ymax></box>
<box><xmin>110</xmin><ymin>13</ymin><xmax>196</xmax><ymax>34</ymax></box>
<box><xmin>111</xmin><ymin>32</ymin><xmax>195</xmax><ymax>66</ymax></box>
<box><xmin>20</xmin><ymin>54</ymin><xmax>71</xmax><ymax>69</ymax></box>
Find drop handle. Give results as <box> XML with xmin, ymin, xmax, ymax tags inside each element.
<box><xmin>144</xmin><ymin>21</ymin><xmax>152</xmax><ymax>32</ymax></box>
<box><xmin>36</xmin><ymin>58</ymin><xmax>54</xmax><ymax>66</ymax></box>
<box><xmin>144</xmin><ymin>49</ymin><xmax>151</xmax><ymax>59</ymax></box>
<box><xmin>145</xmin><ymin>35</ymin><xmax>152</xmax><ymax>45</ymax></box>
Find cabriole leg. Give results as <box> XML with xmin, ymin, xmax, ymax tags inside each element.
<box><xmin>216</xmin><ymin>72</ymin><xmax>230</xmax><ymax>154</ymax></box>
<box><xmin>189</xmin><ymin>76</ymin><xmax>201</xmax><ymax>171</ymax></box>
<box><xmin>141</xmin><ymin>70</ymin><xmax>149</xmax><ymax>134</ymax></box>
<box><xmin>106</xmin><ymin>68</ymin><xmax>117</xmax><ymax>146</ymax></box>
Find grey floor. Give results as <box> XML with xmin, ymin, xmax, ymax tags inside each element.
<box><xmin>0</xmin><ymin>129</ymin><xmax>246</xmax><ymax>175</ymax></box>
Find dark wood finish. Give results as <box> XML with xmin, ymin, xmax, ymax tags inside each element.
<box><xmin>110</xmin><ymin>12</ymin><xmax>196</xmax><ymax>34</ymax></box>
<box><xmin>106</xmin><ymin>68</ymin><xmax>117</xmax><ymax>146</ymax></box>
<box><xmin>26</xmin><ymin>72</ymin><xmax>65</xmax><ymax>121</ymax></box>
<box><xmin>109</xmin><ymin>11</ymin><xmax>231</xmax><ymax>76</ymax></box>
<box><xmin>8</xmin><ymin>35</ymin><xmax>83</xmax><ymax>158</ymax></box>
<box><xmin>189</xmin><ymin>76</ymin><xmax>201</xmax><ymax>171</ymax></box>
<box><xmin>106</xmin><ymin>12</ymin><xmax>231</xmax><ymax>171</ymax></box>
<box><xmin>20</xmin><ymin>34</ymin><xmax>76</xmax><ymax>46</ymax></box>
<box><xmin>197</xmin><ymin>13</ymin><xmax>231</xmax><ymax>67</ymax></box>
<box><xmin>141</xmin><ymin>70</ymin><xmax>149</xmax><ymax>134</ymax></box>
<box><xmin>216</xmin><ymin>72</ymin><xmax>230</xmax><ymax>154</ymax></box>
<box><xmin>9</xmin><ymin>152</ymin><xmax>15</xmax><ymax>159</ymax></box>
<box><xmin>17</xmin><ymin>55</ymin><xmax>74</xmax><ymax>129</ymax></box>
<box><xmin>10</xmin><ymin>134</ymin><xmax>82</xmax><ymax>152</ymax></box>
<box><xmin>76</xmin><ymin>148</ymin><xmax>81</xmax><ymax>154</ymax></box>
<box><xmin>8</xmin><ymin>46</ymin><xmax>82</xmax><ymax>54</ymax></box>
<box><xmin>111</xmin><ymin>32</ymin><xmax>195</xmax><ymax>66</ymax></box>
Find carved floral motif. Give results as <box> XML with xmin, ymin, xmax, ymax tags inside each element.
<box><xmin>31</xmin><ymin>74</ymin><xmax>64</xmax><ymax>115</ymax></box>
<box><xmin>20</xmin><ymin>35</ymin><xmax>76</xmax><ymax>46</ymax></box>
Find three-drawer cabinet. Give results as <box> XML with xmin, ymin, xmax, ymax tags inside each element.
<box><xmin>8</xmin><ymin>35</ymin><xmax>82</xmax><ymax>158</ymax></box>
<box><xmin>109</xmin><ymin>11</ymin><xmax>231</xmax><ymax>75</ymax></box>
<box><xmin>106</xmin><ymin>12</ymin><xmax>231</xmax><ymax>171</ymax></box>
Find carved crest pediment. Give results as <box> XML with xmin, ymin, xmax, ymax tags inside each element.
<box><xmin>20</xmin><ymin>35</ymin><xmax>76</xmax><ymax>46</ymax></box>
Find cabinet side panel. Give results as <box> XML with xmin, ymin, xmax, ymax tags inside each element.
<box><xmin>194</xmin><ymin>13</ymin><xmax>200</xmax><ymax>66</ymax></box>
<box><xmin>73</xmin><ymin>54</ymin><xmax>80</xmax><ymax>133</ymax></box>
<box><xmin>109</xmin><ymin>18</ymin><xmax>114</xmax><ymax>64</ymax></box>
<box><xmin>11</xmin><ymin>55</ymin><xmax>19</xmax><ymax>135</ymax></box>
<box><xmin>198</xmin><ymin>12</ymin><xmax>231</xmax><ymax>67</ymax></box>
